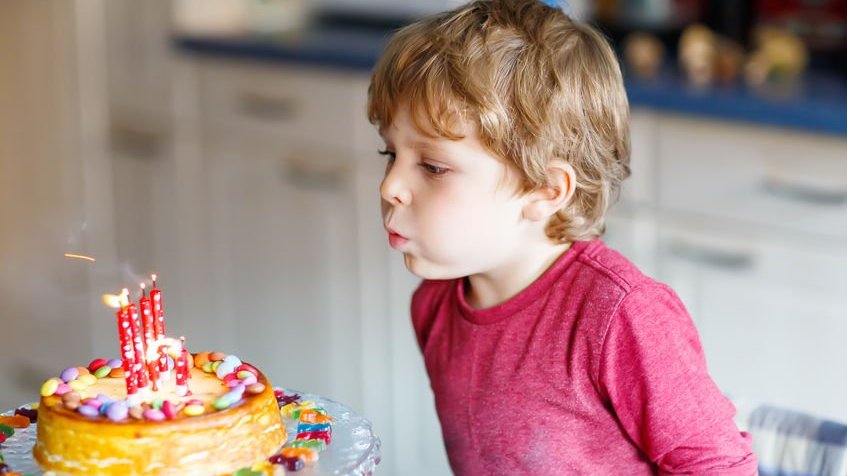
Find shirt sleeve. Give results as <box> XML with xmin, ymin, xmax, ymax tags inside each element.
<box><xmin>597</xmin><ymin>282</ymin><xmax>758</xmax><ymax>475</ymax></box>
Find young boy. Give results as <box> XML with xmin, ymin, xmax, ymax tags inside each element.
<box><xmin>368</xmin><ymin>1</ymin><xmax>757</xmax><ymax>474</ymax></box>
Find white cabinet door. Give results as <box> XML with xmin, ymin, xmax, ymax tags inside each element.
<box><xmin>655</xmin><ymin>115</ymin><xmax>847</xmax><ymax>240</ymax></box>
<box><xmin>657</xmin><ymin>216</ymin><xmax>847</xmax><ymax>421</ymax></box>
<box><xmin>107</xmin><ymin>113</ymin><xmax>179</xmax><ymax>288</ymax></box>
<box><xmin>104</xmin><ymin>0</ymin><xmax>175</xmax><ymax>114</ymax></box>
<box><xmin>202</xmin><ymin>131</ymin><xmax>363</xmax><ymax>413</ymax></box>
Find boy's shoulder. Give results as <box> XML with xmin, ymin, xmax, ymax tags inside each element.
<box><xmin>574</xmin><ymin>239</ymin><xmax>654</xmax><ymax>295</ymax></box>
<box><xmin>568</xmin><ymin>240</ymin><xmax>687</xmax><ymax>327</ymax></box>
<box><xmin>550</xmin><ymin>240</ymin><xmax>683</xmax><ymax>322</ymax></box>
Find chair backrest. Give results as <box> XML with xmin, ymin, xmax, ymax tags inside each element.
<box><xmin>734</xmin><ymin>398</ymin><xmax>847</xmax><ymax>476</ymax></box>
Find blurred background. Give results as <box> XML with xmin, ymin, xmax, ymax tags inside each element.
<box><xmin>1</xmin><ymin>0</ymin><xmax>845</xmax><ymax>474</ymax></box>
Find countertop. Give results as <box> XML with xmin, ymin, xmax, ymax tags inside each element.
<box><xmin>173</xmin><ymin>19</ymin><xmax>847</xmax><ymax>137</ymax></box>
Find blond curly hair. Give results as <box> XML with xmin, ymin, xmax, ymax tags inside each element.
<box><xmin>368</xmin><ymin>0</ymin><xmax>631</xmax><ymax>242</ymax></box>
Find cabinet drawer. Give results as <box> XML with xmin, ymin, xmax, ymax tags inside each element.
<box><xmin>197</xmin><ymin>59</ymin><xmax>359</xmax><ymax>149</ymax></box>
<box><xmin>656</xmin><ymin>116</ymin><xmax>847</xmax><ymax>239</ymax></box>
<box><xmin>656</xmin><ymin>214</ymin><xmax>847</xmax><ymax>297</ymax></box>
<box><xmin>203</xmin><ymin>127</ymin><xmax>354</xmax><ymax>195</ymax></box>
<box><xmin>655</xmin><ymin>216</ymin><xmax>847</xmax><ymax>420</ymax></box>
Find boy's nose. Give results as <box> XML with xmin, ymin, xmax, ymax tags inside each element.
<box><xmin>380</xmin><ymin>166</ymin><xmax>412</xmax><ymax>206</ymax></box>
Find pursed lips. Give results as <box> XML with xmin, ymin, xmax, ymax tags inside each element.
<box><xmin>385</xmin><ymin>226</ymin><xmax>409</xmax><ymax>249</ymax></box>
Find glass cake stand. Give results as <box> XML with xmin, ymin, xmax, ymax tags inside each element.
<box><xmin>1</xmin><ymin>388</ymin><xmax>381</xmax><ymax>475</ymax></box>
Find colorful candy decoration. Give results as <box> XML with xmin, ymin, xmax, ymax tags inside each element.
<box><xmin>0</xmin><ymin>416</ymin><xmax>29</xmax><ymax>430</ymax></box>
<box><xmin>1</xmin><ymin>407</ymin><xmax>41</xmax><ymax>475</ymax></box>
<box><xmin>0</xmin><ymin>422</ymin><xmax>15</xmax><ymax>473</ymax></box>
<box><xmin>38</xmin><ymin>351</ymin><xmax>264</xmax><ymax>424</ymax></box>
<box><xmin>260</xmin><ymin>390</ymin><xmax>335</xmax><ymax>473</ymax></box>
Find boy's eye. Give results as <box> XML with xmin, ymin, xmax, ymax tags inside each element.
<box><xmin>419</xmin><ymin>162</ymin><xmax>449</xmax><ymax>176</ymax></box>
<box><xmin>377</xmin><ymin>149</ymin><xmax>396</xmax><ymax>162</ymax></box>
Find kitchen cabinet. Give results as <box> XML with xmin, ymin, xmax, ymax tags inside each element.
<box><xmin>201</xmin><ymin>128</ymin><xmax>362</xmax><ymax>412</ymax></box>
<box><xmin>655</xmin><ymin>115</ymin><xmax>847</xmax><ymax>240</ymax></box>
<box><xmin>107</xmin><ymin>111</ymin><xmax>179</xmax><ymax>290</ymax></box>
<box><xmin>605</xmin><ymin>109</ymin><xmax>847</xmax><ymax>422</ymax></box>
<box><xmin>104</xmin><ymin>0</ymin><xmax>175</xmax><ymax>115</ymax></box>
<box><xmin>656</xmin><ymin>215</ymin><xmax>847</xmax><ymax>420</ymax></box>
<box><xmin>190</xmin><ymin>59</ymin><xmax>365</xmax><ymax>411</ymax></box>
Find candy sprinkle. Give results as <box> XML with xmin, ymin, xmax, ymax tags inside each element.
<box><xmin>93</xmin><ymin>365</ymin><xmax>112</xmax><ymax>379</ymax></box>
<box><xmin>78</xmin><ymin>405</ymin><xmax>100</xmax><ymax>418</ymax></box>
<box><xmin>143</xmin><ymin>409</ymin><xmax>166</xmax><ymax>421</ymax></box>
<box><xmin>13</xmin><ymin>407</ymin><xmax>37</xmax><ymax>423</ymax></box>
<box><xmin>88</xmin><ymin>358</ymin><xmax>107</xmax><ymax>372</ymax></box>
<box><xmin>183</xmin><ymin>405</ymin><xmax>205</xmax><ymax>417</ymax></box>
<box><xmin>0</xmin><ymin>415</ymin><xmax>29</xmax><ymax>429</ymax></box>
<box><xmin>40</xmin><ymin>379</ymin><xmax>60</xmax><ymax>397</ymax></box>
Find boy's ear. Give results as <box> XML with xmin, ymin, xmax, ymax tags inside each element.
<box><xmin>522</xmin><ymin>159</ymin><xmax>576</xmax><ymax>222</ymax></box>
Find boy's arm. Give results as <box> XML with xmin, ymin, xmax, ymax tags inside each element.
<box><xmin>597</xmin><ymin>282</ymin><xmax>758</xmax><ymax>475</ymax></box>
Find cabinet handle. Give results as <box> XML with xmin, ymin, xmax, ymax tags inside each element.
<box><xmin>109</xmin><ymin>124</ymin><xmax>165</xmax><ymax>159</ymax></box>
<box><xmin>237</xmin><ymin>92</ymin><xmax>298</xmax><ymax>122</ymax></box>
<box><xmin>761</xmin><ymin>177</ymin><xmax>847</xmax><ymax>206</ymax></box>
<box><xmin>668</xmin><ymin>240</ymin><xmax>755</xmax><ymax>271</ymax></box>
<box><xmin>282</xmin><ymin>158</ymin><xmax>347</xmax><ymax>192</ymax></box>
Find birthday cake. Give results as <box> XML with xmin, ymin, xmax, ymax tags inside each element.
<box><xmin>32</xmin><ymin>279</ymin><xmax>289</xmax><ymax>475</ymax></box>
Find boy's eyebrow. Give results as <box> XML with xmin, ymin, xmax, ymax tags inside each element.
<box><xmin>412</xmin><ymin>140</ymin><xmax>447</xmax><ymax>153</ymax></box>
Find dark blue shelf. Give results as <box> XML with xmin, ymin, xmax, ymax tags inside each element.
<box><xmin>625</xmin><ymin>70</ymin><xmax>847</xmax><ymax>137</ymax></box>
<box><xmin>174</xmin><ymin>26</ymin><xmax>391</xmax><ymax>72</ymax></box>
<box><xmin>174</xmin><ymin>27</ymin><xmax>847</xmax><ymax>138</ymax></box>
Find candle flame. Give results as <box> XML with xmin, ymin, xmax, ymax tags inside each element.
<box><xmin>64</xmin><ymin>253</ymin><xmax>96</xmax><ymax>263</ymax></box>
<box><xmin>102</xmin><ymin>289</ymin><xmax>131</xmax><ymax>309</ymax></box>
<box><xmin>102</xmin><ymin>293</ymin><xmax>123</xmax><ymax>309</ymax></box>
<box><xmin>145</xmin><ymin>337</ymin><xmax>183</xmax><ymax>362</ymax></box>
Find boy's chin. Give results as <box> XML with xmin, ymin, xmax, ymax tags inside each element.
<box><xmin>403</xmin><ymin>253</ymin><xmax>464</xmax><ymax>281</ymax></box>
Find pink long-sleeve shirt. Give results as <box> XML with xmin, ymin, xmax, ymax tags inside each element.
<box><xmin>411</xmin><ymin>239</ymin><xmax>758</xmax><ymax>475</ymax></box>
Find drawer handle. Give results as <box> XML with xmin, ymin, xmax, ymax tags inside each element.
<box><xmin>237</xmin><ymin>92</ymin><xmax>298</xmax><ymax>121</ymax></box>
<box><xmin>762</xmin><ymin>178</ymin><xmax>847</xmax><ymax>206</ymax></box>
<box><xmin>109</xmin><ymin>125</ymin><xmax>165</xmax><ymax>159</ymax></box>
<box><xmin>668</xmin><ymin>241</ymin><xmax>755</xmax><ymax>271</ymax></box>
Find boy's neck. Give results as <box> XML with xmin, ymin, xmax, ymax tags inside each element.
<box><xmin>465</xmin><ymin>241</ymin><xmax>573</xmax><ymax>310</ymax></box>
